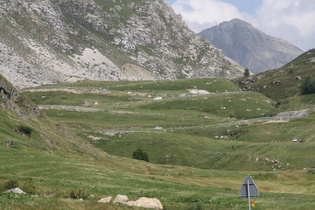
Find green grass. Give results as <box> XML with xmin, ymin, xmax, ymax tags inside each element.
<box><xmin>33</xmin><ymin>78</ymin><xmax>240</xmax><ymax>93</ymax></box>
<box><xmin>279</xmin><ymin>94</ymin><xmax>315</xmax><ymax>111</ymax></box>
<box><xmin>3</xmin><ymin>77</ymin><xmax>315</xmax><ymax>209</ymax></box>
<box><xmin>234</xmin><ymin>49</ymin><xmax>315</xmax><ymax>102</ymax></box>
<box><xmin>140</xmin><ymin>91</ymin><xmax>277</xmax><ymax>119</ymax></box>
<box><xmin>2</xmin><ymin>145</ymin><xmax>315</xmax><ymax>209</ymax></box>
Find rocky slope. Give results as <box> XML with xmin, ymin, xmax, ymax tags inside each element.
<box><xmin>199</xmin><ymin>18</ymin><xmax>303</xmax><ymax>73</ymax></box>
<box><xmin>0</xmin><ymin>0</ymin><xmax>244</xmax><ymax>89</ymax></box>
<box><xmin>0</xmin><ymin>74</ymin><xmax>41</xmax><ymax>119</ymax></box>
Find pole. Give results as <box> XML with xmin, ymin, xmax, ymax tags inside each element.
<box><xmin>247</xmin><ymin>179</ymin><xmax>251</xmax><ymax>210</ymax></box>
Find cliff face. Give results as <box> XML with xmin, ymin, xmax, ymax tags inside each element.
<box><xmin>0</xmin><ymin>0</ymin><xmax>243</xmax><ymax>88</ymax></box>
<box><xmin>199</xmin><ymin>18</ymin><xmax>303</xmax><ymax>73</ymax></box>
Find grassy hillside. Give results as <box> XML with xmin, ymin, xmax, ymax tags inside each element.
<box><xmin>234</xmin><ymin>49</ymin><xmax>315</xmax><ymax>102</ymax></box>
<box><xmin>20</xmin><ymin>78</ymin><xmax>315</xmax><ymax>171</ymax></box>
<box><xmin>2</xmin><ymin>77</ymin><xmax>315</xmax><ymax>209</ymax></box>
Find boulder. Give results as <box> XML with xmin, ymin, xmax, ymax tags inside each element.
<box><xmin>6</xmin><ymin>188</ymin><xmax>26</xmax><ymax>194</ymax></box>
<box><xmin>187</xmin><ymin>89</ymin><xmax>210</xmax><ymax>95</ymax></box>
<box><xmin>130</xmin><ymin>197</ymin><xmax>163</xmax><ymax>210</ymax></box>
<box><xmin>98</xmin><ymin>196</ymin><xmax>112</xmax><ymax>203</ymax></box>
<box><xmin>113</xmin><ymin>194</ymin><xmax>129</xmax><ymax>204</ymax></box>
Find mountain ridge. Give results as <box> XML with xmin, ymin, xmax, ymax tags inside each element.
<box><xmin>199</xmin><ymin>18</ymin><xmax>303</xmax><ymax>73</ymax></box>
<box><xmin>0</xmin><ymin>0</ymin><xmax>244</xmax><ymax>89</ymax></box>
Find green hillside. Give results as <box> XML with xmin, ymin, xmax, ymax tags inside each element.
<box><xmin>2</xmin><ymin>77</ymin><xmax>315</xmax><ymax>209</ymax></box>
<box><xmin>234</xmin><ymin>49</ymin><xmax>315</xmax><ymax>103</ymax></box>
<box><xmin>20</xmin><ymin>77</ymin><xmax>315</xmax><ymax>170</ymax></box>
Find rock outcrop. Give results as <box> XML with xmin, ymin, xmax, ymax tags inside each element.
<box><xmin>0</xmin><ymin>0</ymin><xmax>243</xmax><ymax>89</ymax></box>
<box><xmin>0</xmin><ymin>74</ymin><xmax>41</xmax><ymax>119</ymax></box>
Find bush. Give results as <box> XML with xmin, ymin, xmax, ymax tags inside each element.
<box><xmin>300</xmin><ymin>76</ymin><xmax>315</xmax><ymax>95</ymax></box>
<box><xmin>4</xmin><ymin>180</ymin><xmax>18</xmax><ymax>190</ymax></box>
<box><xmin>132</xmin><ymin>149</ymin><xmax>149</xmax><ymax>162</ymax></box>
<box><xmin>17</xmin><ymin>125</ymin><xmax>33</xmax><ymax>138</ymax></box>
<box><xmin>70</xmin><ymin>189</ymin><xmax>87</xmax><ymax>199</ymax></box>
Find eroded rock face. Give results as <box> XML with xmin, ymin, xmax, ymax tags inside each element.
<box><xmin>0</xmin><ymin>73</ymin><xmax>20</xmax><ymax>102</ymax></box>
<box><xmin>121</xmin><ymin>63</ymin><xmax>158</xmax><ymax>81</ymax></box>
<box><xmin>0</xmin><ymin>74</ymin><xmax>41</xmax><ymax>119</ymax></box>
<box><xmin>0</xmin><ymin>0</ymin><xmax>243</xmax><ymax>89</ymax></box>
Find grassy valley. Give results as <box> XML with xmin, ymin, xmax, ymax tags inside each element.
<box><xmin>1</xmin><ymin>74</ymin><xmax>315</xmax><ymax>209</ymax></box>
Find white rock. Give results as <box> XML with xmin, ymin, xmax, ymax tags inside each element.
<box><xmin>134</xmin><ymin>197</ymin><xmax>163</xmax><ymax>210</ymax></box>
<box><xmin>6</xmin><ymin>188</ymin><xmax>26</xmax><ymax>194</ymax></box>
<box><xmin>98</xmin><ymin>196</ymin><xmax>112</xmax><ymax>203</ymax></box>
<box><xmin>113</xmin><ymin>194</ymin><xmax>129</xmax><ymax>204</ymax></box>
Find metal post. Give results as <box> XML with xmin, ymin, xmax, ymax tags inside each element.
<box><xmin>247</xmin><ymin>179</ymin><xmax>251</xmax><ymax>210</ymax></box>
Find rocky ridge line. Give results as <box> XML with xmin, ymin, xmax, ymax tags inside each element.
<box><xmin>0</xmin><ymin>0</ymin><xmax>244</xmax><ymax>89</ymax></box>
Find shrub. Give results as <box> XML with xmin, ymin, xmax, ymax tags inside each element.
<box><xmin>17</xmin><ymin>125</ymin><xmax>33</xmax><ymax>138</ymax></box>
<box><xmin>300</xmin><ymin>76</ymin><xmax>315</xmax><ymax>95</ymax></box>
<box><xmin>4</xmin><ymin>180</ymin><xmax>18</xmax><ymax>190</ymax></box>
<box><xmin>70</xmin><ymin>189</ymin><xmax>86</xmax><ymax>199</ymax></box>
<box><xmin>132</xmin><ymin>149</ymin><xmax>149</xmax><ymax>162</ymax></box>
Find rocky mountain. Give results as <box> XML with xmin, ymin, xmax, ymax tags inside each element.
<box><xmin>0</xmin><ymin>0</ymin><xmax>244</xmax><ymax>89</ymax></box>
<box><xmin>198</xmin><ymin>18</ymin><xmax>303</xmax><ymax>73</ymax></box>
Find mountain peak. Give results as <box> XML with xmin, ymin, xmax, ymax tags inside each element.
<box><xmin>229</xmin><ymin>18</ymin><xmax>248</xmax><ymax>24</ymax></box>
<box><xmin>199</xmin><ymin>19</ymin><xmax>303</xmax><ymax>73</ymax></box>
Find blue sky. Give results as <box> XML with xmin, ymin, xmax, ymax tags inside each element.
<box><xmin>164</xmin><ymin>0</ymin><xmax>315</xmax><ymax>51</ymax></box>
<box><xmin>166</xmin><ymin>0</ymin><xmax>262</xmax><ymax>15</ymax></box>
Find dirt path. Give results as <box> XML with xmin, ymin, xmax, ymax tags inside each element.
<box><xmin>39</xmin><ymin>105</ymin><xmax>103</xmax><ymax>112</ymax></box>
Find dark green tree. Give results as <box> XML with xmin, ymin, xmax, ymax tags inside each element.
<box><xmin>132</xmin><ymin>149</ymin><xmax>149</xmax><ymax>162</ymax></box>
<box><xmin>244</xmin><ymin>68</ymin><xmax>250</xmax><ymax>77</ymax></box>
<box><xmin>300</xmin><ymin>76</ymin><xmax>315</xmax><ymax>95</ymax></box>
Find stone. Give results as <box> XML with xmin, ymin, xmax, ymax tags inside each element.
<box><xmin>6</xmin><ymin>188</ymin><xmax>26</xmax><ymax>194</ymax></box>
<box><xmin>113</xmin><ymin>194</ymin><xmax>129</xmax><ymax>204</ymax></box>
<box><xmin>98</xmin><ymin>196</ymin><xmax>112</xmax><ymax>203</ymax></box>
<box><xmin>134</xmin><ymin>197</ymin><xmax>163</xmax><ymax>210</ymax></box>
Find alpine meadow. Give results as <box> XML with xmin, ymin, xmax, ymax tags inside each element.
<box><xmin>1</xmin><ymin>0</ymin><xmax>315</xmax><ymax>210</ymax></box>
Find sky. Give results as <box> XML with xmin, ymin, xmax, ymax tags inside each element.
<box><xmin>165</xmin><ymin>0</ymin><xmax>315</xmax><ymax>51</ymax></box>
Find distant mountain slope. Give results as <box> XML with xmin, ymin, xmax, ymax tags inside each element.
<box><xmin>233</xmin><ymin>48</ymin><xmax>315</xmax><ymax>101</ymax></box>
<box><xmin>0</xmin><ymin>0</ymin><xmax>243</xmax><ymax>89</ymax></box>
<box><xmin>199</xmin><ymin>18</ymin><xmax>303</xmax><ymax>73</ymax></box>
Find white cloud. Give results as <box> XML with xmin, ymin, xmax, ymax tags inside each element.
<box><xmin>255</xmin><ymin>0</ymin><xmax>315</xmax><ymax>50</ymax></box>
<box><xmin>172</xmin><ymin>0</ymin><xmax>244</xmax><ymax>32</ymax></box>
<box><xmin>171</xmin><ymin>0</ymin><xmax>315</xmax><ymax>51</ymax></box>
